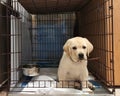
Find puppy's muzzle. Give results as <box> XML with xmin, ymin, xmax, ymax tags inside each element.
<box><xmin>78</xmin><ymin>53</ymin><xmax>84</xmax><ymax>60</ymax></box>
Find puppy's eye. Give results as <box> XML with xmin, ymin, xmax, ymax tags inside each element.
<box><xmin>72</xmin><ymin>46</ymin><xmax>77</xmax><ymax>50</ymax></box>
<box><xmin>82</xmin><ymin>46</ymin><xmax>86</xmax><ymax>49</ymax></box>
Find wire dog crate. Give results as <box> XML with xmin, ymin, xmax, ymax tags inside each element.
<box><xmin>0</xmin><ymin>0</ymin><xmax>117</xmax><ymax>95</ymax></box>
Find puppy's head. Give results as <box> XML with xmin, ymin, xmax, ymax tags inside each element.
<box><xmin>63</xmin><ymin>37</ymin><xmax>93</xmax><ymax>62</ymax></box>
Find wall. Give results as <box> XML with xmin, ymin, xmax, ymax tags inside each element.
<box><xmin>113</xmin><ymin>0</ymin><xmax>120</xmax><ymax>86</ymax></box>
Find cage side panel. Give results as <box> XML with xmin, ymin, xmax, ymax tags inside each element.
<box><xmin>113</xmin><ymin>0</ymin><xmax>120</xmax><ymax>86</ymax></box>
<box><xmin>0</xmin><ymin>3</ymin><xmax>8</xmax><ymax>88</ymax></box>
<box><xmin>10</xmin><ymin>0</ymin><xmax>32</xmax><ymax>90</ymax></box>
<box><xmin>77</xmin><ymin>0</ymin><xmax>114</xmax><ymax>87</ymax></box>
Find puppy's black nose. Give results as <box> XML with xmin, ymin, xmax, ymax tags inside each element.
<box><xmin>78</xmin><ymin>53</ymin><xmax>84</xmax><ymax>59</ymax></box>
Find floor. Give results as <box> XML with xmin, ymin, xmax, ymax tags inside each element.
<box><xmin>115</xmin><ymin>89</ymin><xmax>120</xmax><ymax>96</ymax></box>
<box><xmin>0</xmin><ymin>91</ymin><xmax>7</xmax><ymax>96</ymax></box>
<box><xmin>0</xmin><ymin>88</ymin><xmax>119</xmax><ymax>96</ymax></box>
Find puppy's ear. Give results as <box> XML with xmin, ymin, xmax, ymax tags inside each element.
<box><xmin>83</xmin><ymin>38</ymin><xmax>93</xmax><ymax>56</ymax></box>
<box><xmin>63</xmin><ymin>39</ymin><xmax>71</xmax><ymax>56</ymax></box>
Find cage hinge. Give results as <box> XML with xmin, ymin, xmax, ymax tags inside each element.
<box><xmin>110</xmin><ymin>59</ymin><xmax>114</xmax><ymax>63</ymax></box>
<box><xmin>109</xmin><ymin>6</ymin><xmax>113</xmax><ymax>10</ymax></box>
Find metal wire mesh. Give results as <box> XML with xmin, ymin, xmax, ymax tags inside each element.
<box><xmin>31</xmin><ymin>13</ymin><xmax>75</xmax><ymax>67</ymax></box>
<box><xmin>0</xmin><ymin>0</ymin><xmax>115</xmax><ymax>94</ymax></box>
<box><xmin>78</xmin><ymin>0</ymin><xmax>114</xmax><ymax>91</ymax></box>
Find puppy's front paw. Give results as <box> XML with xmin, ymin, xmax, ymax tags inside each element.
<box><xmin>88</xmin><ymin>82</ymin><xmax>95</xmax><ymax>90</ymax></box>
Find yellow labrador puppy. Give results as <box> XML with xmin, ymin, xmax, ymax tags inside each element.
<box><xmin>58</xmin><ymin>37</ymin><xmax>94</xmax><ymax>89</ymax></box>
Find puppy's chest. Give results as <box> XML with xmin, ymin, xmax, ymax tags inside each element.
<box><xmin>65</xmin><ymin>64</ymin><xmax>86</xmax><ymax>79</ymax></box>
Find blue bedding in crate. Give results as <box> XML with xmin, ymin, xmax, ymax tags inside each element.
<box><xmin>33</xmin><ymin>20</ymin><xmax>73</xmax><ymax>67</ymax></box>
<box><xmin>89</xmin><ymin>80</ymin><xmax>102</xmax><ymax>88</ymax></box>
<box><xmin>21</xmin><ymin>76</ymin><xmax>33</xmax><ymax>87</ymax></box>
<box><xmin>34</xmin><ymin>22</ymin><xmax>66</xmax><ymax>59</ymax></box>
<box><xmin>36</xmin><ymin>61</ymin><xmax>58</xmax><ymax>68</ymax></box>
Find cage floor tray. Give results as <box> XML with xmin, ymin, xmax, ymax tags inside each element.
<box><xmin>10</xmin><ymin>68</ymin><xmax>113</xmax><ymax>95</ymax></box>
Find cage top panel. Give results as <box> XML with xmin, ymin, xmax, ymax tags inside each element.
<box><xmin>18</xmin><ymin>0</ymin><xmax>90</xmax><ymax>14</ymax></box>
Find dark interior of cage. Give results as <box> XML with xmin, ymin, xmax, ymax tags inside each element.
<box><xmin>6</xmin><ymin>0</ymin><xmax>114</xmax><ymax>94</ymax></box>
